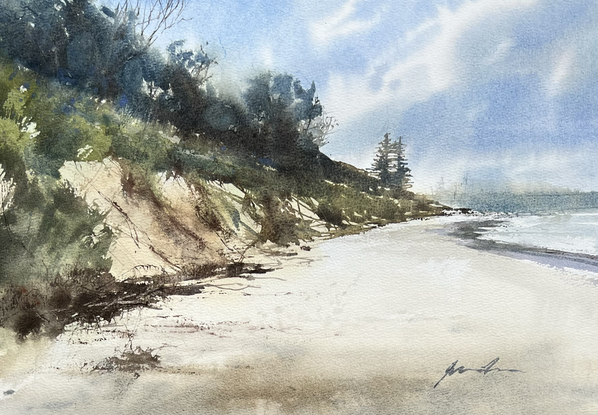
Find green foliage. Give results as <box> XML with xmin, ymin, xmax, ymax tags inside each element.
<box><xmin>112</xmin><ymin>122</ymin><xmax>173</xmax><ymax>171</ymax></box>
<box><xmin>0</xmin><ymin>59</ymin><xmax>114</xmax><ymax>284</ymax></box>
<box><xmin>315</xmin><ymin>202</ymin><xmax>344</xmax><ymax>227</ymax></box>
<box><xmin>0</xmin><ymin>117</ymin><xmax>28</xmax><ymax>160</ymax></box>
<box><xmin>38</xmin><ymin>183</ymin><xmax>113</xmax><ymax>270</ymax></box>
<box><xmin>3</xmin><ymin>89</ymin><xmax>27</xmax><ymax>120</ymax></box>
<box><xmin>0</xmin><ymin>180</ymin><xmax>113</xmax><ymax>284</ymax></box>
<box><xmin>0</xmin><ymin>60</ymin><xmax>38</xmax><ymax>116</ymax></box>
<box><xmin>258</xmin><ymin>192</ymin><xmax>300</xmax><ymax>246</ymax></box>
<box><xmin>28</xmin><ymin>93</ymin><xmax>114</xmax><ymax>175</ymax></box>
<box><xmin>0</xmin><ymin>61</ymin><xmax>38</xmax><ymax>181</ymax></box>
<box><xmin>0</xmin><ymin>58</ymin><xmax>436</xmax><ymax>282</ymax></box>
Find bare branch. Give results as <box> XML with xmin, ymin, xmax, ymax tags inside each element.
<box><xmin>113</xmin><ymin>0</ymin><xmax>188</xmax><ymax>48</ymax></box>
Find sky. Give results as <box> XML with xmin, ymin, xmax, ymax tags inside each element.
<box><xmin>105</xmin><ymin>0</ymin><xmax>598</xmax><ymax>195</ymax></box>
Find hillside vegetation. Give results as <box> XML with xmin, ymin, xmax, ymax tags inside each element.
<box><xmin>0</xmin><ymin>0</ymin><xmax>442</xmax><ymax>339</ymax></box>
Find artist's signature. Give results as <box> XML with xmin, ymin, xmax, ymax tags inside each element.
<box><xmin>434</xmin><ymin>357</ymin><xmax>523</xmax><ymax>388</ymax></box>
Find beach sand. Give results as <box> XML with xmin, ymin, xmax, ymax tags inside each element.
<box><xmin>1</xmin><ymin>216</ymin><xmax>598</xmax><ymax>414</ymax></box>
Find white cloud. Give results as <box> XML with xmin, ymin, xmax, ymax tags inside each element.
<box><xmin>411</xmin><ymin>143</ymin><xmax>598</xmax><ymax>195</ymax></box>
<box><xmin>260</xmin><ymin>44</ymin><xmax>275</xmax><ymax>69</ymax></box>
<box><xmin>316</xmin><ymin>0</ymin><xmax>598</xmax><ymax>193</ymax></box>
<box><xmin>324</xmin><ymin>0</ymin><xmax>540</xmax><ymax>124</ymax></box>
<box><xmin>485</xmin><ymin>38</ymin><xmax>515</xmax><ymax>66</ymax></box>
<box><xmin>502</xmin><ymin>146</ymin><xmax>598</xmax><ymax>192</ymax></box>
<box><xmin>404</xmin><ymin>18</ymin><xmax>438</xmax><ymax>45</ymax></box>
<box><xmin>540</xmin><ymin>15</ymin><xmax>598</xmax><ymax>99</ymax></box>
<box><xmin>546</xmin><ymin>46</ymin><xmax>575</xmax><ymax>97</ymax></box>
<box><xmin>310</xmin><ymin>0</ymin><xmax>382</xmax><ymax>48</ymax></box>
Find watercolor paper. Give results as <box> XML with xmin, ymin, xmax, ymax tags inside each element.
<box><xmin>1</xmin><ymin>1</ymin><xmax>598</xmax><ymax>414</ymax></box>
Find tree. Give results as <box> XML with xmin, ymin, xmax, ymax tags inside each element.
<box><xmin>93</xmin><ymin>0</ymin><xmax>187</xmax><ymax>98</ymax></box>
<box><xmin>166</xmin><ymin>40</ymin><xmax>215</xmax><ymax>86</ymax></box>
<box><xmin>390</xmin><ymin>136</ymin><xmax>412</xmax><ymax>189</ymax></box>
<box><xmin>0</xmin><ymin>0</ymin><xmax>187</xmax><ymax>99</ymax></box>
<box><xmin>370</xmin><ymin>133</ymin><xmax>395</xmax><ymax>185</ymax></box>
<box><xmin>243</xmin><ymin>72</ymin><xmax>334</xmax><ymax>154</ymax></box>
<box><xmin>370</xmin><ymin>133</ymin><xmax>411</xmax><ymax>189</ymax></box>
<box><xmin>114</xmin><ymin>0</ymin><xmax>187</xmax><ymax>49</ymax></box>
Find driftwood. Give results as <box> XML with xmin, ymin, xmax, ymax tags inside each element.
<box><xmin>0</xmin><ymin>262</ymin><xmax>274</xmax><ymax>340</ymax></box>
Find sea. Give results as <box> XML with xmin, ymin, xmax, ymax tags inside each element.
<box><xmin>442</xmin><ymin>193</ymin><xmax>598</xmax><ymax>274</ymax></box>
<box><xmin>474</xmin><ymin>211</ymin><xmax>598</xmax><ymax>256</ymax></box>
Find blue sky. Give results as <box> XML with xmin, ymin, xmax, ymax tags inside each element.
<box><xmin>105</xmin><ymin>0</ymin><xmax>598</xmax><ymax>194</ymax></box>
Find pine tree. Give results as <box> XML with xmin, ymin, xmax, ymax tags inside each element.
<box><xmin>370</xmin><ymin>133</ymin><xmax>412</xmax><ymax>189</ymax></box>
<box><xmin>390</xmin><ymin>136</ymin><xmax>412</xmax><ymax>189</ymax></box>
<box><xmin>370</xmin><ymin>133</ymin><xmax>396</xmax><ymax>185</ymax></box>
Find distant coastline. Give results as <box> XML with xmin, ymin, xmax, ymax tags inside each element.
<box><xmin>437</xmin><ymin>191</ymin><xmax>598</xmax><ymax>215</ymax></box>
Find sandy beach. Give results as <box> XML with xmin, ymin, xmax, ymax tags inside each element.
<box><xmin>1</xmin><ymin>216</ymin><xmax>598</xmax><ymax>414</ymax></box>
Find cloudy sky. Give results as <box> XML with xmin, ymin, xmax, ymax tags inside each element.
<box><xmin>122</xmin><ymin>0</ymin><xmax>598</xmax><ymax>194</ymax></box>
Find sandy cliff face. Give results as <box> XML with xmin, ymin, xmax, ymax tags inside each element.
<box><xmin>60</xmin><ymin>159</ymin><xmax>234</xmax><ymax>278</ymax></box>
<box><xmin>59</xmin><ymin>158</ymin><xmax>326</xmax><ymax>279</ymax></box>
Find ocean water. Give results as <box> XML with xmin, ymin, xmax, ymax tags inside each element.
<box><xmin>474</xmin><ymin>210</ymin><xmax>598</xmax><ymax>257</ymax></box>
<box><xmin>445</xmin><ymin>192</ymin><xmax>598</xmax><ymax>215</ymax></box>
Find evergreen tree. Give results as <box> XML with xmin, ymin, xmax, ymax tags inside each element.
<box><xmin>390</xmin><ymin>136</ymin><xmax>411</xmax><ymax>189</ymax></box>
<box><xmin>370</xmin><ymin>133</ymin><xmax>411</xmax><ymax>189</ymax></box>
<box><xmin>370</xmin><ymin>133</ymin><xmax>397</xmax><ymax>185</ymax></box>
